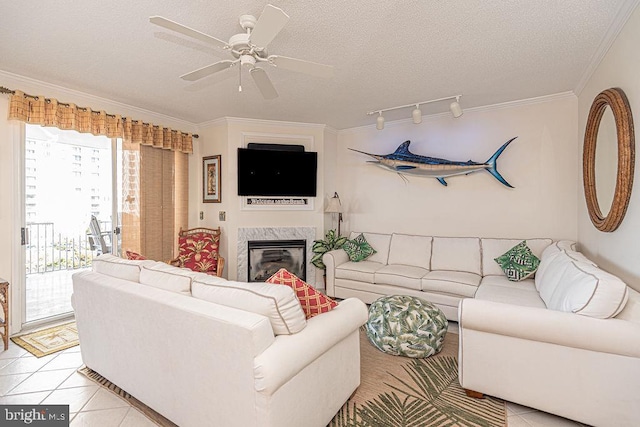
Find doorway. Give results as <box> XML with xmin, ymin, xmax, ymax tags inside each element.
<box><xmin>23</xmin><ymin>125</ymin><xmax>121</xmax><ymax>325</ymax></box>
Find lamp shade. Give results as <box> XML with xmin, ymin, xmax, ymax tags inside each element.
<box><xmin>325</xmin><ymin>193</ymin><xmax>342</xmax><ymax>213</ymax></box>
<box><xmin>376</xmin><ymin>115</ymin><xmax>385</xmax><ymax>130</ymax></box>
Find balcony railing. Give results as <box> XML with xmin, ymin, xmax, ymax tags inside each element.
<box><xmin>25</xmin><ymin>221</ymin><xmax>112</xmax><ymax>275</ymax></box>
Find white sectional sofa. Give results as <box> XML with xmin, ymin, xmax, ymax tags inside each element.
<box><xmin>72</xmin><ymin>255</ymin><xmax>368</xmax><ymax>427</ymax></box>
<box><xmin>323</xmin><ymin>232</ymin><xmax>555</xmax><ymax>320</ymax></box>
<box><xmin>325</xmin><ymin>232</ymin><xmax>640</xmax><ymax>425</ymax></box>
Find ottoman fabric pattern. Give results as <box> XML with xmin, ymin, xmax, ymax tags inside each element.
<box><xmin>365</xmin><ymin>295</ymin><xmax>448</xmax><ymax>358</ymax></box>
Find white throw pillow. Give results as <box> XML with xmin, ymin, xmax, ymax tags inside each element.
<box><xmin>534</xmin><ymin>244</ymin><xmax>566</xmax><ymax>297</ymax></box>
<box><xmin>545</xmin><ymin>261</ymin><xmax>629</xmax><ymax>318</ymax></box>
<box><xmin>191</xmin><ymin>279</ymin><xmax>306</xmax><ymax>335</ymax></box>
<box><xmin>139</xmin><ymin>262</ymin><xmax>193</xmax><ymax>295</ymax></box>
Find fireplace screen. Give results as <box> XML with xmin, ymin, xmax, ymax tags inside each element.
<box><xmin>248</xmin><ymin>239</ymin><xmax>306</xmax><ymax>282</ymax></box>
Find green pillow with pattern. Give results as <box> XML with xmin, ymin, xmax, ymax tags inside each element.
<box><xmin>494</xmin><ymin>240</ymin><xmax>541</xmax><ymax>281</ymax></box>
<box><xmin>343</xmin><ymin>233</ymin><xmax>377</xmax><ymax>262</ymax></box>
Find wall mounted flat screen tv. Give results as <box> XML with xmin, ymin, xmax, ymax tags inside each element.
<box><xmin>237</xmin><ymin>147</ymin><xmax>318</xmax><ymax>197</ymax></box>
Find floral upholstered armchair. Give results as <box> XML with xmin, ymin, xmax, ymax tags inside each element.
<box><xmin>169</xmin><ymin>227</ymin><xmax>224</xmax><ymax>277</ymax></box>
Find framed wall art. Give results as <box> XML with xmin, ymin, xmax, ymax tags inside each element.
<box><xmin>203</xmin><ymin>155</ymin><xmax>221</xmax><ymax>203</ymax></box>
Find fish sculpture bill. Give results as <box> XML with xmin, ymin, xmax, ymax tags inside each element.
<box><xmin>349</xmin><ymin>137</ymin><xmax>517</xmax><ymax>187</ymax></box>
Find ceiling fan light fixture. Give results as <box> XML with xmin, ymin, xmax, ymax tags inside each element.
<box><xmin>412</xmin><ymin>105</ymin><xmax>422</xmax><ymax>124</ymax></box>
<box><xmin>376</xmin><ymin>113</ymin><xmax>385</xmax><ymax>130</ymax></box>
<box><xmin>149</xmin><ymin>4</ymin><xmax>334</xmax><ymax>101</ymax></box>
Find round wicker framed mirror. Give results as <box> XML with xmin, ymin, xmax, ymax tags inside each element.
<box><xmin>583</xmin><ymin>88</ymin><xmax>635</xmax><ymax>232</ymax></box>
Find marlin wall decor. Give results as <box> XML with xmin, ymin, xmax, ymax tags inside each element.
<box><xmin>349</xmin><ymin>137</ymin><xmax>517</xmax><ymax>187</ymax></box>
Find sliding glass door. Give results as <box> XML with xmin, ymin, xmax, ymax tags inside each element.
<box><xmin>22</xmin><ymin>124</ymin><xmax>121</xmax><ymax>324</ymax></box>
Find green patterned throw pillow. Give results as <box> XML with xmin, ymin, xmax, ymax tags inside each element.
<box><xmin>343</xmin><ymin>233</ymin><xmax>377</xmax><ymax>262</ymax></box>
<box><xmin>494</xmin><ymin>240</ymin><xmax>541</xmax><ymax>281</ymax></box>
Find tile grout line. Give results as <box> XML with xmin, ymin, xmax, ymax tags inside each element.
<box><xmin>5</xmin><ymin>359</ymin><xmax>77</xmax><ymax>396</ymax></box>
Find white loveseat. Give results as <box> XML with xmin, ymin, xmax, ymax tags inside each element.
<box><xmin>72</xmin><ymin>255</ymin><xmax>368</xmax><ymax>427</ymax></box>
<box><xmin>323</xmin><ymin>232</ymin><xmax>557</xmax><ymax>320</ymax></box>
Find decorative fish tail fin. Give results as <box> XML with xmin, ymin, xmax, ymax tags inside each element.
<box><xmin>485</xmin><ymin>137</ymin><xmax>517</xmax><ymax>188</ymax></box>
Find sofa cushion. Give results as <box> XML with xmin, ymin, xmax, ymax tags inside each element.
<box><xmin>476</xmin><ymin>276</ymin><xmax>546</xmax><ymax>308</ymax></box>
<box><xmin>349</xmin><ymin>232</ymin><xmax>392</xmax><ymax>264</ymax></box>
<box><xmin>139</xmin><ymin>262</ymin><xmax>193</xmax><ymax>295</ymax></box>
<box><xmin>191</xmin><ymin>279</ymin><xmax>306</xmax><ymax>335</ymax></box>
<box><xmin>494</xmin><ymin>241</ymin><xmax>541</xmax><ymax>282</ymax></box>
<box><xmin>545</xmin><ymin>261</ymin><xmax>629</xmax><ymax>319</ymax></box>
<box><xmin>481</xmin><ymin>238</ymin><xmax>552</xmax><ymax>276</ymax></box>
<box><xmin>430</xmin><ymin>237</ymin><xmax>481</xmax><ymax>275</ymax></box>
<box><xmin>336</xmin><ymin>261</ymin><xmax>386</xmax><ymax>283</ymax></box>
<box><xmin>374</xmin><ymin>265</ymin><xmax>429</xmax><ymax>291</ymax></box>
<box><xmin>343</xmin><ymin>233</ymin><xmax>377</xmax><ymax>262</ymax></box>
<box><xmin>387</xmin><ymin>234</ymin><xmax>432</xmax><ymax>270</ymax></box>
<box><xmin>92</xmin><ymin>254</ymin><xmax>152</xmax><ymax>282</ymax></box>
<box><xmin>266</xmin><ymin>268</ymin><xmax>337</xmax><ymax>319</ymax></box>
<box><xmin>421</xmin><ymin>270</ymin><xmax>481</xmax><ymax>297</ymax></box>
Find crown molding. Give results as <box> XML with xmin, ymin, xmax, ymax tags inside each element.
<box><xmin>0</xmin><ymin>69</ymin><xmax>198</xmax><ymax>132</ymax></box>
<box><xmin>574</xmin><ymin>0</ymin><xmax>640</xmax><ymax>96</ymax></box>
<box><xmin>197</xmin><ymin>116</ymin><xmax>332</xmax><ymax>131</ymax></box>
<box><xmin>340</xmin><ymin>91</ymin><xmax>576</xmax><ymax>134</ymax></box>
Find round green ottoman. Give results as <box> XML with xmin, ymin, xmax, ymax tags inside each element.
<box><xmin>365</xmin><ymin>295</ymin><xmax>448</xmax><ymax>358</ymax></box>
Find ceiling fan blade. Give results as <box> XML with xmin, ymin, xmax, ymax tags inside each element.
<box><xmin>268</xmin><ymin>55</ymin><xmax>334</xmax><ymax>79</ymax></box>
<box><xmin>149</xmin><ymin>16</ymin><xmax>228</xmax><ymax>50</ymax></box>
<box><xmin>180</xmin><ymin>60</ymin><xmax>235</xmax><ymax>81</ymax></box>
<box><xmin>249</xmin><ymin>4</ymin><xmax>289</xmax><ymax>48</ymax></box>
<box><xmin>250</xmin><ymin>68</ymin><xmax>278</xmax><ymax>100</ymax></box>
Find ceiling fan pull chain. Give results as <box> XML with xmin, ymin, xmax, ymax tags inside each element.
<box><xmin>238</xmin><ymin>60</ymin><xmax>242</xmax><ymax>92</ymax></box>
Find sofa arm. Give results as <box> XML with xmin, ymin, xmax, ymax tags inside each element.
<box><xmin>459</xmin><ymin>298</ymin><xmax>640</xmax><ymax>358</ymax></box>
<box><xmin>323</xmin><ymin>249</ymin><xmax>349</xmax><ymax>297</ymax></box>
<box><xmin>253</xmin><ymin>298</ymin><xmax>368</xmax><ymax>395</ymax></box>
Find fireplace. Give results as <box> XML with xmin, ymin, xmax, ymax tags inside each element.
<box><xmin>248</xmin><ymin>239</ymin><xmax>306</xmax><ymax>282</ymax></box>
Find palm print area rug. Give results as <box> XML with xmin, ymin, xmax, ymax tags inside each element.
<box><xmin>329</xmin><ymin>330</ymin><xmax>506</xmax><ymax>427</ymax></box>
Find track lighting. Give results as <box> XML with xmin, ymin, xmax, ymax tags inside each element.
<box><xmin>367</xmin><ymin>94</ymin><xmax>463</xmax><ymax>130</ymax></box>
<box><xmin>449</xmin><ymin>96</ymin><xmax>463</xmax><ymax>118</ymax></box>
<box><xmin>412</xmin><ymin>105</ymin><xmax>422</xmax><ymax>124</ymax></box>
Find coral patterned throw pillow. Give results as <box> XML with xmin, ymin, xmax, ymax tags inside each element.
<box><xmin>125</xmin><ymin>250</ymin><xmax>146</xmax><ymax>260</ymax></box>
<box><xmin>266</xmin><ymin>268</ymin><xmax>338</xmax><ymax>319</ymax></box>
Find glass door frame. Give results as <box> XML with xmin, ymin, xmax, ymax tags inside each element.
<box><xmin>17</xmin><ymin>125</ymin><xmax>121</xmax><ymax>330</ymax></box>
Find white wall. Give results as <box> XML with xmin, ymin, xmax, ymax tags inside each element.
<box><xmin>192</xmin><ymin>118</ymin><xmax>330</xmax><ymax>284</ymax></box>
<box><xmin>578</xmin><ymin>5</ymin><xmax>640</xmax><ymax>291</ymax></box>
<box><xmin>336</xmin><ymin>95</ymin><xmax>579</xmax><ymax>240</ymax></box>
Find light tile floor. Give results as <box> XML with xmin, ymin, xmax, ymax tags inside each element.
<box><xmin>0</xmin><ymin>325</ymin><xmax>589</xmax><ymax>426</ymax></box>
<box><xmin>0</xmin><ymin>341</ymin><xmax>154</xmax><ymax>426</ymax></box>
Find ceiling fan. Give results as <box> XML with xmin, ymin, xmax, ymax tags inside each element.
<box><xmin>149</xmin><ymin>4</ymin><xmax>334</xmax><ymax>99</ymax></box>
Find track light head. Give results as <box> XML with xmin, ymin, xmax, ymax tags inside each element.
<box><xmin>450</xmin><ymin>98</ymin><xmax>463</xmax><ymax>118</ymax></box>
<box><xmin>376</xmin><ymin>112</ymin><xmax>385</xmax><ymax>130</ymax></box>
<box><xmin>412</xmin><ymin>105</ymin><xmax>422</xmax><ymax>124</ymax></box>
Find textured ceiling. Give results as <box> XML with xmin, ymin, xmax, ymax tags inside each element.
<box><xmin>0</xmin><ymin>1</ymin><xmax>633</xmax><ymax>129</ymax></box>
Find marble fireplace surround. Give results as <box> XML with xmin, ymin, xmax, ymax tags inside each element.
<box><xmin>237</xmin><ymin>227</ymin><xmax>316</xmax><ymax>286</ymax></box>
